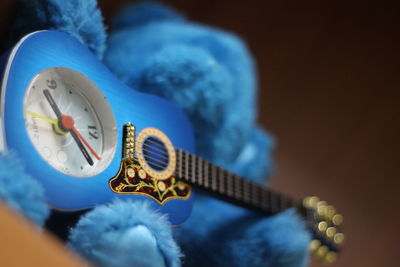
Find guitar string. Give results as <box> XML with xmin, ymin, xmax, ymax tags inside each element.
<box><xmin>142</xmin><ymin>144</ymin><xmax>169</xmax><ymax>160</ymax></box>
<box><xmin>178</xmin><ymin>165</ymin><xmax>277</xmax><ymax>213</ymax></box>
<box><xmin>125</xmin><ymin>141</ymin><xmax>307</xmax><ymax>231</ymax></box>
<box><xmin>126</xmin><ymin>143</ymin><xmax>169</xmax><ymax>170</ymax></box>
<box><xmin>141</xmin><ymin>153</ymin><xmax>169</xmax><ymax>168</ymax></box>
<box><xmin>142</xmin><ymin>140</ymin><xmax>169</xmax><ymax>155</ymax></box>
<box><xmin>133</xmin><ymin>157</ymin><xmax>294</xmax><ymax>214</ymax></box>
<box><xmin>177</xmin><ymin>156</ymin><xmax>262</xmax><ymax>208</ymax></box>
<box><xmin>179</xmin><ymin>155</ymin><xmax>324</xmax><ymax>241</ymax></box>
<box><xmin>178</xmin><ymin>155</ymin><xmax>298</xmax><ymax>213</ymax></box>
<box><xmin>134</xmin><ymin>154</ymin><xmax>169</xmax><ymax>170</ymax></box>
<box><xmin>125</xmin><ymin>138</ymin><xmax>258</xmax><ymax>202</ymax></box>
<box><xmin>134</xmin><ymin>139</ymin><xmax>272</xmax><ymax>206</ymax></box>
<box><xmin>140</xmin><ymin>140</ymin><xmax>171</xmax><ymax>167</ymax></box>
<box><xmin>141</xmin><ymin>146</ymin><xmax>169</xmax><ymax>161</ymax></box>
<box><xmin>127</xmin><ymin>154</ymin><xmax>288</xmax><ymax>215</ymax></box>
<box><xmin>126</xmin><ymin>141</ymin><xmax>171</xmax><ymax>170</ymax></box>
<box><xmin>141</xmin><ymin>137</ymin><xmax>168</xmax><ymax>151</ymax></box>
<box><xmin>127</xmin><ymin>139</ymin><xmax>296</xmax><ymax>213</ymax></box>
<box><xmin>131</xmin><ymin>139</ymin><xmax>171</xmax><ymax>162</ymax></box>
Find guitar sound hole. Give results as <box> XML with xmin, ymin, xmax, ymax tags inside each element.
<box><xmin>143</xmin><ymin>136</ymin><xmax>169</xmax><ymax>171</ymax></box>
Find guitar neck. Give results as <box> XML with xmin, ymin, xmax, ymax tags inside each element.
<box><xmin>175</xmin><ymin>149</ymin><xmax>305</xmax><ymax>218</ymax></box>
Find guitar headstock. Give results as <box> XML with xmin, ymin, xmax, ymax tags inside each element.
<box><xmin>303</xmin><ymin>196</ymin><xmax>345</xmax><ymax>264</ymax></box>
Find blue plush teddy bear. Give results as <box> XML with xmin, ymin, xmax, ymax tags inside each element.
<box><xmin>0</xmin><ymin>1</ymin><xmax>310</xmax><ymax>267</ymax></box>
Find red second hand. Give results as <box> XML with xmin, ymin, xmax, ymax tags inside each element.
<box><xmin>61</xmin><ymin>115</ymin><xmax>101</xmax><ymax>161</ymax></box>
<box><xmin>71</xmin><ymin>127</ymin><xmax>101</xmax><ymax>161</ymax></box>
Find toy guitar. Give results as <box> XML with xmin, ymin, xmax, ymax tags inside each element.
<box><xmin>0</xmin><ymin>31</ymin><xmax>344</xmax><ymax>263</ymax></box>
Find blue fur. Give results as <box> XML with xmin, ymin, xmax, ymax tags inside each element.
<box><xmin>69</xmin><ymin>200</ymin><xmax>181</xmax><ymax>267</ymax></box>
<box><xmin>111</xmin><ymin>1</ymin><xmax>186</xmax><ymax>30</ymax></box>
<box><xmin>230</xmin><ymin>127</ymin><xmax>275</xmax><ymax>183</ymax></box>
<box><xmin>9</xmin><ymin>0</ymin><xmax>106</xmax><ymax>58</ymax></box>
<box><xmin>174</xmin><ymin>197</ymin><xmax>310</xmax><ymax>267</ymax></box>
<box><xmin>0</xmin><ymin>152</ymin><xmax>49</xmax><ymax>226</ymax></box>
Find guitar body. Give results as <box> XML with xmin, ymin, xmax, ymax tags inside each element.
<box><xmin>0</xmin><ymin>31</ymin><xmax>196</xmax><ymax>225</ymax></box>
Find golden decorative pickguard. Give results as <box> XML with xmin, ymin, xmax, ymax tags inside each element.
<box><xmin>109</xmin><ymin>157</ymin><xmax>191</xmax><ymax>205</ymax></box>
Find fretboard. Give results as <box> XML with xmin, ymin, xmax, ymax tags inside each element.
<box><xmin>175</xmin><ymin>149</ymin><xmax>304</xmax><ymax>216</ymax></box>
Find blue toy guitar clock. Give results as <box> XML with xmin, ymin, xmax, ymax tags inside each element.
<box><xmin>0</xmin><ymin>31</ymin><xmax>344</xmax><ymax>263</ymax></box>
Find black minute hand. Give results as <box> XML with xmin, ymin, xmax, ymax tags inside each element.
<box><xmin>43</xmin><ymin>89</ymin><xmax>62</xmax><ymax>119</ymax></box>
<box><xmin>43</xmin><ymin>89</ymin><xmax>94</xmax><ymax>166</ymax></box>
<box><xmin>69</xmin><ymin>130</ymin><xmax>94</xmax><ymax>166</ymax></box>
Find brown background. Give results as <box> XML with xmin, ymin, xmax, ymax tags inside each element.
<box><xmin>1</xmin><ymin>1</ymin><xmax>399</xmax><ymax>267</ymax></box>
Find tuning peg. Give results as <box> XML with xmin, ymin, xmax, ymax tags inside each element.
<box><xmin>332</xmin><ymin>213</ymin><xmax>343</xmax><ymax>226</ymax></box>
<box><xmin>303</xmin><ymin>196</ymin><xmax>320</xmax><ymax>208</ymax></box>
<box><xmin>323</xmin><ymin>251</ymin><xmax>338</xmax><ymax>264</ymax></box>
<box><xmin>324</xmin><ymin>205</ymin><xmax>336</xmax><ymax>221</ymax></box>
<box><xmin>333</xmin><ymin>233</ymin><xmax>345</xmax><ymax>246</ymax></box>
<box><xmin>317</xmin><ymin>221</ymin><xmax>328</xmax><ymax>233</ymax></box>
<box><xmin>309</xmin><ymin>239</ymin><xmax>321</xmax><ymax>252</ymax></box>
<box><xmin>326</xmin><ymin>227</ymin><xmax>337</xmax><ymax>239</ymax></box>
<box><xmin>316</xmin><ymin>203</ymin><xmax>327</xmax><ymax>219</ymax></box>
<box><xmin>315</xmin><ymin>245</ymin><xmax>329</xmax><ymax>258</ymax></box>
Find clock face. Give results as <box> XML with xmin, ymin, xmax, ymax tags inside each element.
<box><xmin>23</xmin><ymin>67</ymin><xmax>117</xmax><ymax>177</ymax></box>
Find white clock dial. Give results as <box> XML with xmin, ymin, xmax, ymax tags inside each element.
<box><xmin>23</xmin><ymin>67</ymin><xmax>117</xmax><ymax>177</ymax></box>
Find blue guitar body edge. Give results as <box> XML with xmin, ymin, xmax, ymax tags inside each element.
<box><xmin>0</xmin><ymin>31</ymin><xmax>196</xmax><ymax>225</ymax></box>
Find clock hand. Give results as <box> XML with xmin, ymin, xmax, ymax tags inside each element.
<box><xmin>43</xmin><ymin>89</ymin><xmax>95</xmax><ymax>166</ymax></box>
<box><xmin>69</xmin><ymin>126</ymin><xmax>94</xmax><ymax>166</ymax></box>
<box><xmin>43</xmin><ymin>89</ymin><xmax>62</xmax><ymax>119</ymax></box>
<box><xmin>60</xmin><ymin>115</ymin><xmax>101</xmax><ymax>161</ymax></box>
<box><xmin>26</xmin><ymin>111</ymin><xmax>57</xmax><ymax>125</ymax></box>
<box><xmin>26</xmin><ymin>111</ymin><xmax>68</xmax><ymax>135</ymax></box>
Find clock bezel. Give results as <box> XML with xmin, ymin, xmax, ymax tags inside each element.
<box><xmin>23</xmin><ymin>67</ymin><xmax>118</xmax><ymax>178</ymax></box>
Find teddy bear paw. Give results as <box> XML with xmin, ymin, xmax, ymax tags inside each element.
<box><xmin>0</xmin><ymin>152</ymin><xmax>49</xmax><ymax>226</ymax></box>
<box><xmin>68</xmin><ymin>199</ymin><xmax>182</xmax><ymax>267</ymax></box>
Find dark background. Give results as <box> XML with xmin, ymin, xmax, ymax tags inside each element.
<box><xmin>1</xmin><ymin>1</ymin><xmax>399</xmax><ymax>267</ymax></box>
